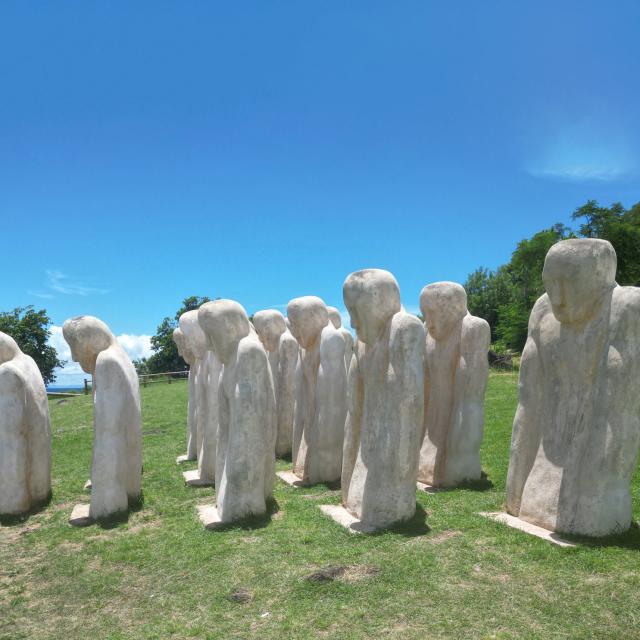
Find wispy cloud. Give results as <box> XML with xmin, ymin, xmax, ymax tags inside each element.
<box><xmin>524</xmin><ymin>115</ymin><xmax>638</xmax><ymax>184</ymax></box>
<box><xmin>28</xmin><ymin>270</ymin><xmax>109</xmax><ymax>300</ymax></box>
<box><xmin>46</xmin><ymin>270</ymin><xmax>109</xmax><ymax>296</ymax></box>
<box><xmin>527</xmin><ymin>164</ymin><xmax>636</xmax><ymax>182</ymax></box>
<box><xmin>27</xmin><ymin>290</ymin><xmax>54</xmax><ymax>299</ymax></box>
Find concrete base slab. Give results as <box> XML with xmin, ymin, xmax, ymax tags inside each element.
<box><xmin>480</xmin><ymin>512</ymin><xmax>577</xmax><ymax>548</ymax></box>
<box><xmin>276</xmin><ymin>471</ymin><xmax>305</xmax><ymax>487</ymax></box>
<box><xmin>417</xmin><ymin>481</ymin><xmax>440</xmax><ymax>494</ymax></box>
<box><xmin>183</xmin><ymin>469</ymin><xmax>213</xmax><ymax>487</ymax></box>
<box><xmin>69</xmin><ymin>503</ymin><xmax>93</xmax><ymax>527</ymax></box>
<box><xmin>319</xmin><ymin>504</ymin><xmax>379</xmax><ymax>534</ymax></box>
<box><xmin>197</xmin><ymin>504</ymin><xmax>224</xmax><ymax>529</ymax></box>
<box><xmin>84</xmin><ymin>479</ymin><xmax>92</xmax><ymax>491</ymax></box>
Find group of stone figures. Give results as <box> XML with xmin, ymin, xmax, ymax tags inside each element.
<box><xmin>1</xmin><ymin>238</ymin><xmax>638</xmax><ymax>540</ymax></box>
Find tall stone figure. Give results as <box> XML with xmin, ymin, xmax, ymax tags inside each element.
<box><xmin>196</xmin><ymin>300</ymin><xmax>276</xmax><ymax>526</ymax></box>
<box><xmin>285</xmin><ymin>296</ymin><xmax>347</xmax><ymax>485</ymax></box>
<box><xmin>0</xmin><ymin>332</ymin><xmax>51</xmax><ymax>515</ymax></box>
<box><xmin>253</xmin><ymin>310</ymin><xmax>299</xmax><ymax>458</ymax></box>
<box><xmin>173</xmin><ymin>327</ymin><xmax>198</xmax><ymax>463</ymax></box>
<box><xmin>63</xmin><ymin>316</ymin><xmax>141</xmax><ymax>524</ymax></box>
<box><xmin>506</xmin><ymin>239</ymin><xmax>640</xmax><ymax>537</ymax></box>
<box><xmin>178</xmin><ymin>310</ymin><xmax>221</xmax><ymax>486</ymax></box>
<box><xmin>418</xmin><ymin>282</ymin><xmax>490</xmax><ymax>487</ymax></box>
<box><xmin>327</xmin><ymin>306</ymin><xmax>355</xmax><ymax>371</ymax></box>
<box><xmin>324</xmin><ymin>269</ymin><xmax>425</xmax><ymax>532</ymax></box>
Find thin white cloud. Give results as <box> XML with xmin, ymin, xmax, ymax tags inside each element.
<box><xmin>46</xmin><ymin>269</ymin><xmax>109</xmax><ymax>296</ymax></box>
<box><xmin>527</xmin><ymin>165</ymin><xmax>636</xmax><ymax>182</ymax></box>
<box><xmin>28</xmin><ymin>290</ymin><xmax>54</xmax><ymax>299</ymax></box>
<box><xmin>47</xmin><ymin>325</ymin><xmax>153</xmax><ymax>387</ymax></box>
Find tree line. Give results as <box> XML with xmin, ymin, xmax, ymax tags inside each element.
<box><xmin>464</xmin><ymin>200</ymin><xmax>640</xmax><ymax>353</ymax></box>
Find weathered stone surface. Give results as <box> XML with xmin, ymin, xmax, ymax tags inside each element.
<box><xmin>418</xmin><ymin>282</ymin><xmax>490</xmax><ymax>487</ymax></box>
<box><xmin>340</xmin><ymin>269</ymin><xmax>425</xmax><ymax>531</ymax></box>
<box><xmin>198</xmin><ymin>300</ymin><xmax>276</xmax><ymax>524</ymax></box>
<box><xmin>173</xmin><ymin>327</ymin><xmax>197</xmax><ymax>462</ymax></box>
<box><xmin>179</xmin><ymin>311</ymin><xmax>221</xmax><ymax>486</ymax></box>
<box><xmin>287</xmin><ymin>296</ymin><xmax>347</xmax><ymax>485</ymax></box>
<box><xmin>63</xmin><ymin>316</ymin><xmax>141</xmax><ymax>523</ymax></box>
<box><xmin>253</xmin><ymin>310</ymin><xmax>298</xmax><ymax>458</ymax></box>
<box><xmin>506</xmin><ymin>239</ymin><xmax>640</xmax><ymax>537</ymax></box>
<box><xmin>0</xmin><ymin>332</ymin><xmax>51</xmax><ymax>515</ymax></box>
<box><xmin>327</xmin><ymin>306</ymin><xmax>355</xmax><ymax>371</ymax></box>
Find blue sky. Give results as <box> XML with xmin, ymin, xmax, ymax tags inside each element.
<box><xmin>1</xmin><ymin>2</ymin><xmax>639</xmax><ymax>383</ymax></box>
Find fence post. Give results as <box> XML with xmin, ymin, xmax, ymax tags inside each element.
<box><xmin>84</xmin><ymin>378</ymin><xmax>89</xmax><ymax>395</ymax></box>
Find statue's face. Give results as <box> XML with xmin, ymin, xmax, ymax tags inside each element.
<box><xmin>287</xmin><ymin>297</ymin><xmax>328</xmax><ymax>349</ymax></box>
<box><xmin>420</xmin><ymin>282</ymin><xmax>467</xmax><ymax>340</ymax></box>
<box><xmin>62</xmin><ymin>316</ymin><xmax>113</xmax><ymax>374</ymax></box>
<box><xmin>173</xmin><ymin>329</ymin><xmax>195</xmax><ymax>365</ymax></box>
<box><xmin>198</xmin><ymin>300</ymin><xmax>250</xmax><ymax>364</ymax></box>
<box><xmin>543</xmin><ymin>240</ymin><xmax>616</xmax><ymax>326</ymax></box>
<box><xmin>179</xmin><ymin>311</ymin><xmax>208</xmax><ymax>360</ymax></box>
<box><xmin>253</xmin><ymin>310</ymin><xmax>286</xmax><ymax>352</ymax></box>
<box><xmin>343</xmin><ymin>270</ymin><xmax>401</xmax><ymax>345</ymax></box>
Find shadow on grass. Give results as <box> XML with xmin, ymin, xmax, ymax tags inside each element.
<box><xmin>564</xmin><ymin>521</ymin><xmax>640</xmax><ymax>551</ymax></box>
<box><xmin>424</xmin><ymin>472</ymin><xmax>495</xmax><ymax>494</ymax></box>
<box><xmin>0</xmin><ymin>492</ymin><xmax>52</xmax><ymax>526</ymax></box>
<box><xmin>369</xmin><ymin>505</ymin><xmax>431</xmax><ymax>538</ymax></box>
<box><xmin>91</xmin><ymin>493</ymin><xmax>146</xmax><ymax>530</ymax></box>
<box><xmin>208</xmin><ymin>498</ymin><xmax>281</xmax><ymax>532</ymax></box>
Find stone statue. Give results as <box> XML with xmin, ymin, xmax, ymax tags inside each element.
<box><xmin>179</xmin><ymin>310</ymin><xmax>221</xmax><ymax>486</ymax></box>
<box><xmin>418</xmin><ymin>282</ymin><xmax>490</xmax><ymax>487</ymax></box>
<box><xmin>253</xmin><ymin>309</ymin><xmax>299</xmax><ymax>458</ymax></box>
<box><xmin>0</xmin><ymin>332</ymin><xmax>51</xmax><ymax>515</ymax></box>
<box><xmin>339</xmin><ymin>269</ymin><xmax>425</xmax><ymax>531</ymax></box>
<box><xmin>63</xmin><ymin>316</ymin><xmax>141</xmax><ymax>524</ymax></box>
<box><xmin>287</xmin><ymin>296</ymin><xmax>347</xmax><ymax>485</ymax></box>
<box><xmin>506</xmin><ymin>239</ymin><xmax>640</xmax><ymax>537</ymax></box>
<box><xmin>173</xmin><ymin>327</ymin><xmax>197</xmax><ymax>462</ymax></box>
<box><xmin>197</xmin><ymin>300</ymin><xmax>276</xmax><ymax>524</ymax></box>
<box><xmin>327</xmin><ymin>306</ymin><xmax>355</xmax><ymax>371</ymax></box>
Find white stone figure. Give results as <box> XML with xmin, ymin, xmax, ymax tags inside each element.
<box><xmin>0</xmin><ymin>332</ymin><xmax>51</xmax><ymax>515</ymax></box>
<box><xmin>327</xmin><ymin>306</ymin><xmax>355</xmax><ymax>371</ymax></box>
<box><xmin>338</xmin><ymin>269</ymin><xmax>425</xmax><ymax>531</ymax></box>
<box><xmin>287</xmin><ymin>296</ymin><xmax>347</xmax><ymax>485</ymax></box>
<box><xmin>179</xmin><ymin>311</ymin><xmax>221</xmax><ymax>487</ymax></box>
<box><xmin>197</xmin><ymin>300</ymin><xmax>276</xmax><ymax>525</ymax></box>
<box><xmin>173</xmin><ymin>327</ymin><xmax>197</xmax><ymax>462</ymax></box>
<box><xmin>418</xmin><ymin>282</ymin><xmax>490</xmax><ymax>487</ymax></box>
<box><xmin>506</xmin><ymin>239</ymin><xmax>640</xmax><ymax>537</ymax></box>
<box><xmin>63</xmin><ymin>316</ymin><xmax>141</xmax><ymax>523</ymax></box>
<box><xmin>253</xmin><ymin>310</ymin><xmax>299</xmax><ymax>458</ymax></box>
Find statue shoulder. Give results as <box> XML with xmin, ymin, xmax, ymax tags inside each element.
<box><xmin>461</xmin><ymin>314</ymin><xmax>491</xmax><ymax>352</ymax></box>
<box><xmin>0</xmin><ymin>361</ymin><xmax>25</xmax><ymax>393</ymax></box>
<box><xmin>390</xmin><ymin>311</ymin><xmax>426</xmax><ymax>350</ymax></box>
<box><xmin>611</xmin><ymin>285</ymin><xmax>640</xmax><ymax>332</ymax></box>
<box><xmin>237</xmin><ymin>336</ymin><xmax>269</xmax><ymax>370</ymax></box>
<box><xmin>528</xmin><ymin>293</ymin><xmax>552</xmax><ymax>332</ymax></box>
<box><xmin>320</xmin><ymin>324</ymin><xmax>346</xmax><ymax>358</ymax></box>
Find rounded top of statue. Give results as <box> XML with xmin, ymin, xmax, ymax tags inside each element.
<box><xmin>543</xmin><ymin>238</ymin><xmax>617</xmax><ymax>326</ymax></box>
<box><xmin>420</xmin><ymin>281</ymin><xmax>468</xmax><ymax>340</ymax></box>
<box><xmin>0</xmin><ymin>331</ymin><xmax>20</xmax><ymax>364</ymax></box>
<box><xmin>286</xmin><ymin>296</ymin><xmax>329</xmax><ymax>349</ymax></box>
<box><xmin>326</xmin><ymin>306</ymin><xmax>343</xmax><ymax>329</ymax></box>
<box><xmin>343</xmin><ymin>269</ymin><xmax>401</xmax><ymax>345</ymax></box>
<box><xmin>253</xmin><ymin>309</ymin><xmax>287</xmax><ymax>353</ymax></box>
<box><xmin>198</xmin><ymin>299</ymin><xmax>250</xmax><ymax>363</ymax></box>
<box><xmin>62</xmin><ymin>315</ymin><xmax>115</xmax><ymax>374</ymax></box>
<box><xmin>178</xmin><ymin>310</ymin><xmax>208</xmax><ymax>358</ymax></box>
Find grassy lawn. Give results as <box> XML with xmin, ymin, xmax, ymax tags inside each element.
<box><xmin>1</xmin><ymin>373</ymin><xmax>639</xmax><ymax>639</ymax></box>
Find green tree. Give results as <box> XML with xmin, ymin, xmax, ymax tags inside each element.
<box><xmin>0</xmin><ymin>306</ymin><xmax>63</xmax><ymax>384</ymax></box>
<box><xmin>572</xmin><ymin>200</ymin><xmax>640</xmax><ymax>285</ymax></box>
<box><xmin>145</xmin><ymin>296</ymin><xmax>211</xmax><ymax>373</ymax></box>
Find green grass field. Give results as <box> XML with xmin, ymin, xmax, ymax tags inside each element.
<box><xmin>1</xmin><ymin>373</ymin><xmax>639</xmax><ymax>639</ymax></box>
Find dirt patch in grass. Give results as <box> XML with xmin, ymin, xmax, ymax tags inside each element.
<box><xmin>228</xmin><ymin>587</ymin><xmax>252</xmax><ymax>603</ymax></box>
<box><xmin>306</xmin><ymin>564</ymin><xmax>381</xmax><ymax>583</ymax></box>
